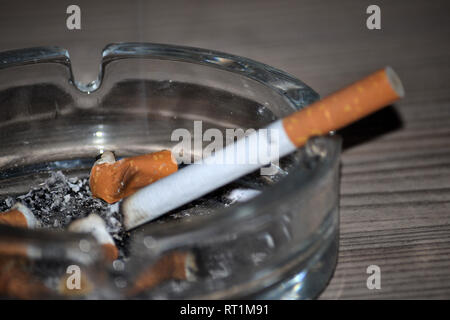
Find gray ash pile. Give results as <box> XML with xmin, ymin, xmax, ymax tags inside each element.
<box><xmin>0</xmin><ymin>171</ymin><xmax>128</xmax><ymax>253</ymax></box>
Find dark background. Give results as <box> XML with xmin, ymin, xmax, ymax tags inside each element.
<box><xmin>1</xmin><ymin>0</ymin><xmax>449</xmax><ymax>299</ymax></box>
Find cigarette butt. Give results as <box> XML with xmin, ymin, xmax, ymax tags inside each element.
<box><xmin>0</xmin><ymin>203</ymin><xmax>38</xmax><ymax>229</ymax></box>
<box><xmin>0</xmin><ymin>257</ymin><xmax>49</xmax><ymax>299</ymax></box>
<box><xmin>128</xmin><ymin>251</ymin><xmax>197</xmax><ymax>296</ymax></box>
<box><xmin>90</xmin><ymin>150</ymin><xmax>178</xmax><ymax>204</ymax></box>
<box><xmin>0</xmin><ymin>203</ymin><xmax>38</xmax><ymax>258</ymax></box>
<box><xmin>0</xmin><ymin>241</ymin><xmax>28</xmax><ymax>258</ymax></box>
<box><xmin>282</xmin><ymin>67</ymin><xmax>404</xmax><ymax>147</ymax></box>
<box><xmin>101</xmin><ymin>243</ymin><xmax>119</xmax><ymax>262</ymax></box>
<box><xmin>122</xmin><ymin>67</ymin><xmax>405</xmax><ymax>229</ymax></box>
<box><xmin>68</xmin><ymin>213</ymin><xmax>118</xmax><ymax>262</ymax></box>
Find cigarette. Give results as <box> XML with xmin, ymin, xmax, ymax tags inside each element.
<box><xmin>68</xmin><ymin>213</ymin><xmax>118</xmax><ymax>262</ymax></box>
<box><xmin>128</xmin><ymin>251</ymin><xmax>197</xmax><ymax>296</ymax></box>
<box><xmin>0</xmin><ymin>202</ymin><xmax>38</xmax><ymax>229</ymax></box>
<box><xmin>0</xmin><ymin>205</ymin><xmax>47</xmax><ymax>299</ymax></box>
<box><xmin>0</xmin><ymin>203</ymin><xmax>39</xmax><ymax>258</ymax></box>
<box><xmin>0</xmin><ymin>257</ymin><xmax>49</xmax><ymax>299</ymax></box>
<box><xmin>90</xmin><ymin>150</ymin><xmax>178</xmax><ymax>204</ymax></box>
<box><xmin>122</xmin><ymin>67</ymin><xmax>404</xmax><ymax>230</ymax></box>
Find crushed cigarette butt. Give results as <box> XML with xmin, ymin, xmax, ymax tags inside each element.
<box><xmin>90</xmin><ymin>150</ymin><xmax>178</xmax><ymax>204</ymax></box>
<box><xmin>0</xmin><ymin>257</ymin><xmax>49</xmax><ymax>299</ymax></box>
<box><xmin>128</xmin><ymin>251</ymin><xmax>197</xmax><ymax>296</ymax></box>
<box><xmin>0</xmin><ymin>202</ymin><xmax>38</xmax><ymax>229</ymax></box>
<box><xmin>0</xmin><ymin>203</ymin><xmax>39</xmax><ymax>258</ymax></box>
<box><xmin>68</xmin><ymin>213</ymin><xmax>119</xmax><ymax>262</ymax></box>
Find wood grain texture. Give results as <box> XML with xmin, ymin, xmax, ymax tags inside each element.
<box><xmin>0</xmin><ymin>0</ymin><xmax>449</xmax><ymax>299</ymax></box>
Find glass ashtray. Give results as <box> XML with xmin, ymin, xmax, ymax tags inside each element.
<box><xmin>0</xmin><ymin>43</ymin><xmax>340</xmax><ymax>299</ymax></box>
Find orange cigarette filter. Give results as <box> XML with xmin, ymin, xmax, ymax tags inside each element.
<box><xmin>0</xmin><ymin>203</ymin><xmax>39</xmax><ymax>258</ymax></box>
<box><xmin>0</xmin><ymin>257</ymin><xmax>49</xmax><ymax>299</ymax></box>
<box><xmin>0</xmin><ymin>209</ymin><xmax>27</xmax><ymax>228</ymax></box>
<box><xmin>282</xmin><ymin>67</ymin><xmax>404</xmax><ymax>147</ymax></box>
<box><xmin>0</xmin><ymin>203</ymin><xmax>38</xmax><ymax>229</ymax></box>
<box><xmin>0</xmin><ymin>205</ymin><xmax>47</xmax><ymax>299</ymax></box>
<box><xmin>90</xmin><ymin>150</ymin><xmax>178</xmax><ymax>204</ymax></box>
<box><xmin>128</xmin><ymin>251</ymin><xmax>197</xmax><ymax>296</ymax></box>
<box><xmin>102</xmin><ymin>243</ymin><xmax>119</xmax><ymax>262</ymax></box>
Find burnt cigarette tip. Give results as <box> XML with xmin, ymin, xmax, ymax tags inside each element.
<box><xmin>385</xmin><ymin>66</ymin><xmax>405</xmax><ymax>98</ymax></box>
<box><xmin>94</xmin><ymin>150</ymin><xmax>116</xmax><ymax>165</ymax></box>
<box><xmin>120</xmin><ymin>199</ymin><xmax>147</xmax><ymax>231</ymax></box>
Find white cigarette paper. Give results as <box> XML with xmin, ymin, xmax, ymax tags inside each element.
<box><xmin>68</xmin><ymin>213</ymin><xmax>115</xmax><ymax>247</ymax></box>
<box><xmin>13</xmin><ymin>202</ymin><xmax>39</xmax><ymax>228</ymax></box>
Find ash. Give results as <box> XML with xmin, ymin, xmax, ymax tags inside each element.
<box><xmin>0</xmin><ymin>171</ymin><xmax>126</xmax><ymax>245</ymax></box>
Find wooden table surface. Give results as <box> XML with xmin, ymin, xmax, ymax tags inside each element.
<box><xmin>1</xmin><ymin>0</ymin><xmax>449</xmax><ymax>299</ymax></box>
